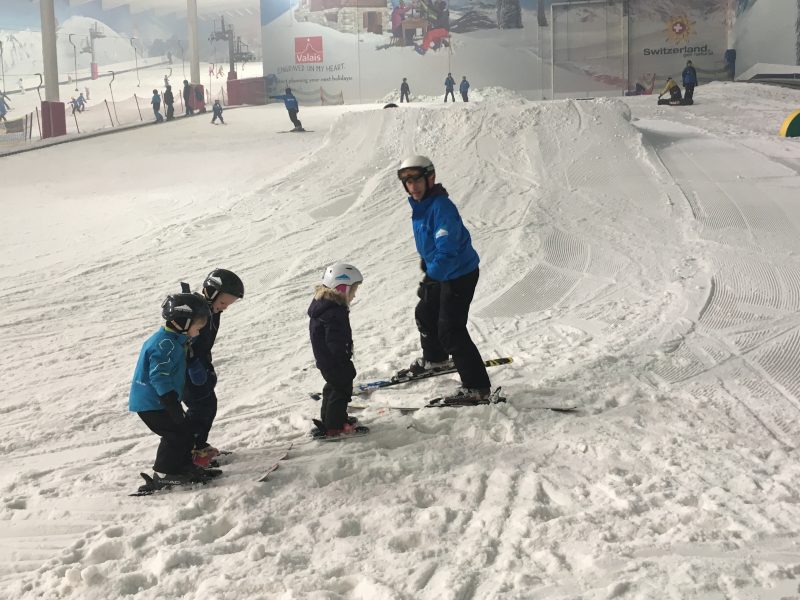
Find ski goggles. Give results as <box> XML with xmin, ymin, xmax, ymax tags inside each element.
<box><xmin>398</xmin><ymin>170</ymin><xmax>426</xmax><ymax>184</ymax></box>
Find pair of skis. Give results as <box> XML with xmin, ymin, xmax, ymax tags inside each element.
<box><xmin>308</xmin><ymin>357</ymin><xmax>513</xmax><ymax>401</ymax></box>
<box><xmin>308</xmin><ymin>357</ymin><xmax>577</xmax><ymax>413</ymax></box>
<box><xmin>130</xmin><ymin>442</ymin><xmax>293</xmax><ymax>496</ymax></box>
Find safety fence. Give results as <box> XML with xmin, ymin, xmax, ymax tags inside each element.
<box><xmin>0</xmin><ymin>89</ymin><xmax>211</xmax><ymax>151</ymax></box>
<box><xmin>0</xmin><ymin>112</ymin><xmax>36</xmax><ymax>146</ymax></box>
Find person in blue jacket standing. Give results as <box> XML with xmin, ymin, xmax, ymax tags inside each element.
<box><xmin>270</xmin><ymin>87</ymin><xmax>304</xmax><ymax>131</ymax></box>
<box><xmin>151</xmin><ymin>89</ymin><xmax>164</xmax><ymax>123</ymax></box>
<box><xmin>682</xmin><ymin>60</ymin><xmax>698</xmax><ymax>104</ymax></box>
<box><xmin>394</xmin><ymin>154</ymin><xmax>491</xmax><ymax>402</ymax></box>
<box><xmin>459</xmin><ymin>76</ymin><xmax>470</xmax><ymax>102</ymax></box>
<box><xmin>444</xmin><ymin>73</ymin><xmax>455</xmax><ymax>102</ymax></box>
<box><xmin>129</xmin><ymin>292</ymin><xmax>214</xmax><ymax>483</ymax></box>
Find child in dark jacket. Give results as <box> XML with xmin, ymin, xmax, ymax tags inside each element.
<box><xmin>181</xmin><ymin>269</ymin><xmax>244</xmax><ymax>466</ymax></box>
<box><xmin>129</xmin><ymin>292</ymin><xmax>216</xmax><ymax>485</ymax></box>
<box><xmin>308</xmin><ymin>263</ymin><xmax>369</xmax><ymax>438</ymax></box>
<box><xmin>211</xmin><ymin>100</ymin><xmax>224</xmax><ymax>124</ymax></box>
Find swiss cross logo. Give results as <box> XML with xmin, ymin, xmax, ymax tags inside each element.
<box><xmin>295</xmin><ymin>37</ymin><xmax>323</xmax><ymax>63</ymax></box>
<box><xmin>672</xmin><ymin>22</ymin><xmax>685</xmax><ymax>34</ymax></box>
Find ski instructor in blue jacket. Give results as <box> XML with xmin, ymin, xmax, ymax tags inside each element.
<box><xmin>394</xmin><ymin>155</ymin><xmax>491</xmax><ymax>402</ymax></box>
<box><xmin>270</xmin><ymin>87</ymin><xmax>304</xmax><ymax>131</ymax></box>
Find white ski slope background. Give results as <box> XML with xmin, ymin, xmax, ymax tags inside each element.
<box><xmin>4</xmin><ymin>81</ymin><xmax>800</xmax><ymax>599</ymax></box>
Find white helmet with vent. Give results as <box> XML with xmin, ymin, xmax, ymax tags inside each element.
<box><xmin>322</xmin><ymin>263</ymin><xmax>363</xmax><ymax>292</ymax></box>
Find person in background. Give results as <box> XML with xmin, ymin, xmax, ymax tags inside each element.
<box><xmin>183</xmin><ymin>80</ymin><xmax>193</xmax><ymax>116</ymax></box>
<box><xmin>444</xmin><ymin>72</ymin><xmax>456</xmax><ymax>102</ymax></box>
<box><xmin>163</xmin><ymin>85</ymin><xmax>175</xmax><ymax>121</ymax></box>
<box><xmin>400</xmin><ymin>77</ymin><xmax>411</xmax><ymax>103</ymax></box>
<box><xmin>657</xmin><ymin>76</ymin><xmax>683</xmax><ymax>105</ymax></box>
<box><xmin>459</xmin><ymin>76</ymin><xmax>470</xmax><ymax>102</ymax></box>
<box><xmin>0</xmin><ymin>93</ymin><xmax>9</xmax><ymax>123</ymax></box>
<box><xmin>151</xmin><ymin>89</ymin><xmax>164</xmax><ymax>123</ymax></box>
<box><xmin>270</xmin><ymin>87</ymin><xmax>304</xmax><ymax>131</ymax></box>
<box><xmin>211</xmin><ymin>99</ymin><xmax>224</xmax><ymax>124</ymax></box>
<box><xmin>682</xmin><ymin>60</ymin><xmax>698</xmax><ymax>104</ymax></box>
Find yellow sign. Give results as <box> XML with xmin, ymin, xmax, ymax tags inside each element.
<box><xmin>666</xmin><ymin>15</ymin><xmax>695</xmax><ymax>44</ymax></box>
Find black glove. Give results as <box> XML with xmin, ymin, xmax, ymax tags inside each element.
<box><xmin>159</xmin><ymin>390</ymin><xmax>184</xmax><ymax>424</ymax></box>
<box><xmin>416</xmin><ymin>276</ymin><xmax>438</xmax><ymax>302</ymax></box>
<box><xmin>419</xmin><ymin>258</ymin><xmax>427</xmax><ymax>273</ymax></box>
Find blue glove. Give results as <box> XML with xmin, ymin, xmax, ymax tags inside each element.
<box><xmin>187</xmin><ymin>358</ymin><xmax>208</xmax><ymax>386</ymax></box>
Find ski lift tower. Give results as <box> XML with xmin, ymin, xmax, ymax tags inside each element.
<box><xmin>84</xmin><ymin>22</ymin><xmax>106</xmax><ymax>80</ymax></box>
<box><xmin>208</xmin><ymin>16</ymin><xmax>237</xmax><ymax>80</ymax></box>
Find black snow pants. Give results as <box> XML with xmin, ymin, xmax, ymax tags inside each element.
<box><xmin>137</xmin><ymin>410</ymin><xmax>195</xmax><ymax>474</ymax></box>
<box><xmin>288</xmin><ymin>108</ymin><xmax>302</xmax><ymax>129</ymax></box>
<box><xmin>320</xmin><ymin>380</ymin><xmax>353</xmax><ymax>430</ymax></box>
<box><xmin>414</xmin><ymin>268</ymin><xmax>490</xmax><ymax>390</ymax></box>
<box><xmin>184</xmin><ymin>387</ymin><xmax>218</xmax><ymax>448</ymax></box>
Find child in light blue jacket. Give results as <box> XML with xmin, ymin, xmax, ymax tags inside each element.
<box><xmin>129</xmin><ymin>292</ymin><xmax>211</xmax><ymax>481</ymax></box>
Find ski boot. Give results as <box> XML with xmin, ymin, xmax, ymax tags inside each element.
<box><xmin>311</xmin><ymin>419</ymin><xmax>369</xmax><ymax>440</ymax></box>
<box><xmin>393</xmin><ymin>357</ymin><xmax>454</xmax><ymax>381</ymax></box>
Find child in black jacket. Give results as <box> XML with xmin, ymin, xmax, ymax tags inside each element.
<box><xmin>308</xmin><ymin>263</ymin><xmax>369</xmax><ymax>438</ymax></box>
<box><xmin>182</xmin><ymin>269</ymin><xmax>244</xmax><ymax>465</ymax></box>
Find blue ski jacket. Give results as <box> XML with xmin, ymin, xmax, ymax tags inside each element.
<box><xmin>409</xmin><ymin>184</ymin><xmax>479</xmax><ymax>281</ymax></box>
<box><xmin>460</xmin><ymin>79</ymin><xmax>470</xmax><ymax>93</ymax></box>
<box><xmin>129</xmin><ymin>326</ymin><xmax>191</xmax><ymax>412</ymax></box>
<box><xmin>271</xmin><ymin>93</ymin><xmax>299</xmax><ymax>111</ymax></box>
<box><xmin>682</xmin><ymin>65</ymin><xmax>698</xmax><ymax>86</ymax></box>
<box><xmin>445</xmin><ymin>76</ymin><xmax>455</xmax><ymax>90</ymax></box>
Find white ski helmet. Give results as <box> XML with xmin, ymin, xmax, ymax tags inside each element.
<box><xmin>322</xmin><ymin>263</ymin><xmax>363</xmax><ymax>293</ymax></box>
<box><xmin>397</xmin><ymin>155</ymin><xmax>434</xmax><ymax>179</ymax></box>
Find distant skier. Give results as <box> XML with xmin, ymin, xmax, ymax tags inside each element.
<box><xmin>270</xmin><ymin>87</ymin><xmax>304</xmax><ymax>131</ymax></box>
<box><xmin>444</xmin><ymin>73</ymin><xmax>455</xmax><ymax>102</ymax></box>
<box><xmin>657</xmin><ymin>76</ymin><xmax>683</xmax><ymax>105</ymax></box>
<box><xmin>151</xmin><ymin>89</ymin><xmax>164</xmax><ymax>122</ymax></box>
<box><xmin>183</xmin><ymin>80</ymin><xmax>193</xmax><ymax>116</ymax></box>
<box><xmin>459</xmin><ymin>76</ymin><xmax>470</xmax><ymax>102</ymax></box>
<box><xmin>163</xmin><ymin>85</ymin><xmax>174</xmax><ymax>121</ymax></box>
<box><xmin>129</xmin><ymin>293</ymin><xmax>218</xmax><ymax>485</ymax></box>
<box><xmin>182</xmin><ymin>269</ymin><xmax>244</xmax><ymax>466</ymax></box>
<box><xmin>68</xmin><ymin>97</ymin><xmax>78</xmax><ymax>116</ymax></box>
<box><xmin>400</xmin><ymin>77</ymin><xmax>411</xmax><ymax>103</ymax></box>
<box><xmin>76</xmin><ymin>92</ymin><xmax>86</xmax><ymax>112</ymax></box>
<box><xmin>0</xmin><ymin>94</ymin><xmax>8</xmax><ymax>123</ymax></box>
<box><xmin>308</xmin><ymin>263</ymin><xmax>369</xmax><ymax>439</ymax></box>
<box><xmin>211</xmin><ymin>99</ymin><xmax>224</xmax><ymax>124</ymax></box>
<box><xmin>682</xmin><ymin>59</ymin><xmax>698</xmax><ymax>104</ymax></box>
<box><xmin>18</xmin><ymin>77</ymin><xmax>24</xmax><ymax>95</ymax></box>
<box><xmin>395</xmin><ymin>155</ymin><xmax>491</xmax><ymax>402</ymax></box>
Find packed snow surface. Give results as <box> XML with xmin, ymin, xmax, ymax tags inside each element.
<box><xmin>4</xmin><ymin>81</ymin><xmax>800</xmax><ymax>599</ymax></box>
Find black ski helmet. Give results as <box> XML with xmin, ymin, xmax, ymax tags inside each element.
<box><xmin>162</xmin><ymin>292</ymin><xmax>212</xmax><ymax>333</ymax></box>
<box><xmin>203</xmin><ymin>268</ymin><xmax>245</xmax><ymax>301</ymax></box>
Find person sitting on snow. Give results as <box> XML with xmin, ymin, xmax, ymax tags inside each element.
<box><xmin>657</xmin><ymin>77</ymin><xmax>683</xmax><ymax>106</ymax></box>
